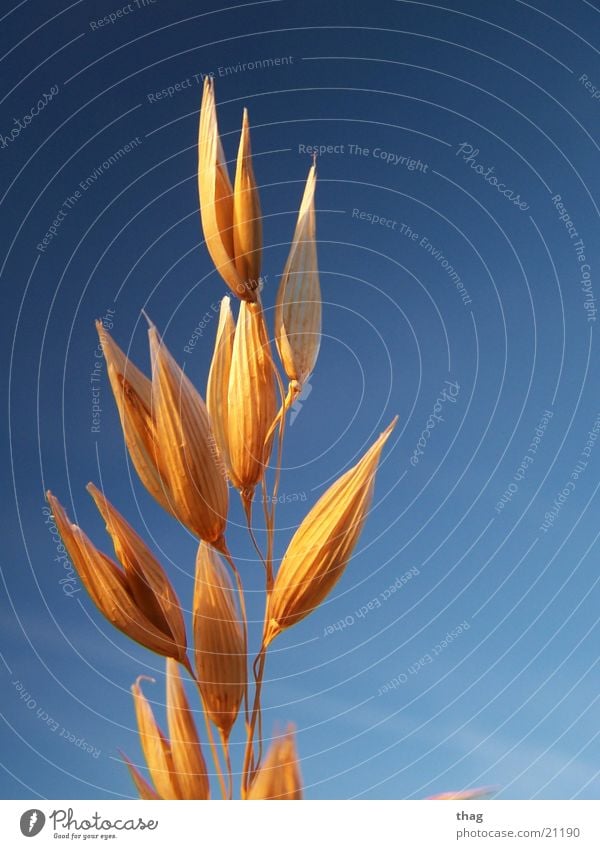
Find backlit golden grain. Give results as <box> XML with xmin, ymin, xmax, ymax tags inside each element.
<box><xmin>193</xmin><ymin>543</ymin><xmax>246</xmax><ymax>741</ymax></box>
<box><xmin>275</xmin><ymin>164</ymin><xmax>321</xmax><ymax>388</ymax></box>
<box><xmin>46</xmin><ymin>492</ymin><xmax>186</xmax><ymax>664</ymax></box>
<box><xmin>198</xmin><ymin>78</ymin><xmax>261</xmax><ymax>301</ymax></box>
<box><xmin>247</xmin><ymin>727</ymin><xmax>302</xmax><ymax>800</ymax></box>
<box><xmin>264</xmin><ymin>419</ymin><xmax>397</xmax><ymax>647</ymax></box>
<box><xmin>147</xmin><ymin>320</ymin><xmax>229</xmax><ymax>545</ymax></box>
<box><xmin>41</xmin><ymin>80</ymin><xmax>446</xmax><ymax>803</ymax></box>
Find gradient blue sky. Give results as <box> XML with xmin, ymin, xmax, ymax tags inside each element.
<box><xmin>2</xmin><ymin>0</ymin><xmax>600</xmax><ymax>801</ymax></box>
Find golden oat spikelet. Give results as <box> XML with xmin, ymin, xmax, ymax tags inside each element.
<box><xmin>233</xmin><ymin>108</ymin><xmax>262</xmax><ymax>290</ymax></box>
<box><xmin>98</xmin><ymin>320</ymin><xmax>229</xmax><ymax>545</ymax></box>
<box><xmin>166</xmin><ymin>659</ymin><xmax>210</xmax><ymax>800</ymax></box>
<box><xmin>86</xmin><ymin>483</ymin><xmax>187</xmax><ymax>661</ymax></box>
<box><xmin>206</xmin><ymin>296</ymin><xmax>235</xmax><ymax>484</ymax></box>
<box><xmin>131</xmin><ymin>676</ymin><xmax>181</xmax><ymax>800</ymax></box>
<box><xmin>226</xmin><ymin>301</ymin><xmax>277</xmax><ymax>499</ymax></box>
<box><xmin>198</xmin><ymin>77</ymin><xmax>239</xmax><ymax>297</ymax></box>
<box><xmin>46</xmin><ymin>492</ymin><xmax>186</xmax><ymax>663</ymax></box>
<box><xmin>96</xmin><ymin>322</ymin><xmax>171</xmax><ymax>515</ymax></box>
<box><xmin>264</xmin><ymin>418</ymin><xmax>397</xmax><ymax>646</ymax></box>
<box><xmin>247</xmin><ymin>727</ymin><xmax>302</xmax><ymax>800</ymax></box>
<box><xmin>148</xmin><ymin>320</ymin><xmax>229</xmax><ymax>545</ymax></box>
<box><xmin>275</xmin><ymin>164</ymin><xmax>321</xmax><ymax>387</ymax></box>
<box><xmin>193</xmin><ymin>543</ymin><xmax>246</xmax><ymax>740</ymax></box>
<box><xmin>198</xmin><ymin>78</ymin><xmax>261</xmax><ymax>301</ymax></box>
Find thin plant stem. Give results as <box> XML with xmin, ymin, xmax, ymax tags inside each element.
<box><xmin>260</xmin><ymin>476</ymin><xmax>274</xmax><ymax>590</ymax></box>
<box><xmin>242</xmin><ymin>641</ymin><xmax>267</xmax><ymax>794</ymax></box>
<box><xmin>220</xmin><ymin>729</ymin><xmax>233</xmax><ymax>800</ymax></box>
<box><xmin>267</xmin><ymin>382</ymin><xmax>298</xmax><ymax>542</ymax></box>
<box><xmin>245</xmin><ymin>383</ymin><xmax>300</xmax><ymax>785</ymax></box>
<box><xmin>241</xmin><ymin>492</ymin><xmax>268</xmax><ymax>572</ymax></box>
<box><xmin>252</xmin><ymin>643</ymin><xmax>267</xmax><ymax>777</ymax></box>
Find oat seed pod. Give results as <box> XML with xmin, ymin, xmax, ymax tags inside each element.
<box><xmin>233</xmin><ymin>108</ymin><xmax>262</xmax><ymax>290</ymax></box>
<box><xmin>206</xmin><ymin>296</ymin><xmax>235</xmax><ymax>483</ymax></box>
<box><xmin>275</xmin><ymin>164</ymin><xmax>321</xmax><ymax>387</ymax></box>
<box><xmin>198</xmin><ymin>78</ymin><xmax>261</xmax><ymax>302</ymax></box>
<box><xmin>264</xmin><ymin>418</ymin><xmax>397</xmax><ymax>646</ymax></box>
<box><xmin>148</xmin><ymin>321</ymin><xmax>229</xmax><ymax>545</ymax></box>
<box><xmin>193</xmin><ymin>543</ymin><xmax>246</xmax><ymax>740</ymax></box>
<box><xmin>131</xmin><ymin>676</ymin><xmax>181</xmax><ymax>800</ymax></box>
<box><xmin>86</xmin><ymin>483</ymin><xmax>187</xmax><ymax>661</ymax></box>
<box><xmin>226</xmin><ymin>301</ymin><xmax>277</xmax><ymax>498</ymax></box>
<box><xmin>46</xmin><ymin>492</ymin><xmax>185</xmax><ymax>662</ymax></box>
<box><xmin>96</xmin><ymin>322</ymin><xmax>171</xmax><ymax>515</ymax></box>
<box><xmin>165</xmin><ymin>658</ymin><xmax>210</xmax><ymax>800</ymax></box>
<box><xmin>247</xmin><ymin>727</ymin><xmax>302</xmax><ymax>800</ymax></box>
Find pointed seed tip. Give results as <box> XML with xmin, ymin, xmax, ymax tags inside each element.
<box><xmin>136</xmin><ymin>674</ymin><xmax>156</xmax><ymax>685</ymax></box>
<box><xmin>140</xmin><ymin>309</ymin><xmax>154</xmax><ymax>328</ymax></box>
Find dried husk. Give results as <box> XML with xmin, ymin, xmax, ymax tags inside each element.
<box><xmin>247</xmin><ymin>727</ymin><xmax>302</xmax><ymax>800</ymax></box>
<box><xmin>226</xmin><ymin>301</ymin><xmax>277</xmax><ymax>497</ymax></box>
<box><xmin>233</xmin><ymin>108</ymin><xmax>262</xmax><ymax>290</ymax></box>
<box><xmin>198</xmin><ymin>78</ymin><xmax>260</xmax><ymax>302</ymax></box>
<box><xmin>86</xmin><ymin>483</ymin><xmax>186</xmax><ymax>659</ymax></box>
<box><xmin>131</xmin><ymin>676</ymin><xmax>180</xmax><ymax>799</ymax></box>
<box><xmin>275</xmin><ymin>164</ymin><xmax>321</xmax><ymax>386</ymax></box>
<box><xmin>166</xmin><ymin>659</ymin><xmax>210</xmax><ymax>800</ymax></box>
<box><xmin>46</xmin><ymin>492</ymin><xmax>184</xmax><ymax>662</ymax></box>
<box><xmin>148</xmin><ymin>321</ymin><xmax>229</xmax><ymax>545</ymax></box>
<box><xmin>99</xmin><ymin>321</ymin><xmax>229</xmax><ymax>545</ymax></box>
<box><xmin>96</xmin><ymin>322</ymin><xmax>171</xmax><ymax>514</ymax></box>
<box><xmin>206</xmin><ymin>296</ymin><xmax>235</xmax><ymax>484</ymax></box>
<box><xmin>193</xmin><ymin>543</ymin><xmax>246</xmax><ymax>739</ymax></box>
<box><xmin>264</xmin><ymin>419</ymin><xmax>397</xmax><ymax>646</ymax></box>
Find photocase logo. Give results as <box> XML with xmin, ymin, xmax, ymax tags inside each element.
<box><xmin>19</xmin><ymin>809</ymin><xmax>45</xmax><ymax>837</ymax></box>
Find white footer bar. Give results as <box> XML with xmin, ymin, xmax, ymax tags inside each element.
<box><xmin>1</xmin><ymin>800</ymin><xmax>598</xmax><ymax>847</ymax></box>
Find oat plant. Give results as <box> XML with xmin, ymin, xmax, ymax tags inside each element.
<box><xmin>46</xmin><ymin>79</ymin><xmax>485</xmax><ymax>801</ymax></box>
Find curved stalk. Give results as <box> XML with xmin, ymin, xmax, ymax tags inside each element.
<box><xmin>241</xmin><ymin>491</ymin><xmax>268</xmax><ymax>573</ymax></box>
<box><xmin>242</xmin><ymin>641</ymin><xmax>267</xmax><ymax>794</ymax></box>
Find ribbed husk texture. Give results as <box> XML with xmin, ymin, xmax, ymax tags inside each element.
<box><xmin>97</xmin><ymin>320</ymin><xmax>229</xmax><ymax>545</ymax></box>
<box><xmin>148</xmin><ymin>320</ymin><xmax>229</xmax><ymax>544</ymax></box>
<box><xmin>207</xmin><ymin>298</ymin><xmax>277</xmax><ymax>496</ymax></box>
<box><xmin>198</xmin><ymin>77</ymin><xmax>262</xmax><ymax>301</ymax></box>
<box><xmin>264</xmin><ymin>419</ymin><xmax>397</xmax><ymax>646</ymax></box>
<box><xmin>46</xmin><ymin>490</ymin><xmax>187</xmax><ymax>663</ymax></box>
<box><xmin>275</xmin><ymin>164</ymin><xmax>321</xmax><ymax>387</ymax></box>
<box><xmin>128</xmin><ymin>663</ymin><xmax>210</xmax><ymax>800</ymax></box>
<box><xmin>193</xmin><ymin>543</ymin><xmax>246</xmax><ymax>739</ymax></box>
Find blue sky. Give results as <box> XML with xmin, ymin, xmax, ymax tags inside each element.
<box><xmin>2</xmin><ymin>0</ymin><xmax>600</xmax><ymax>800</ymax></box>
